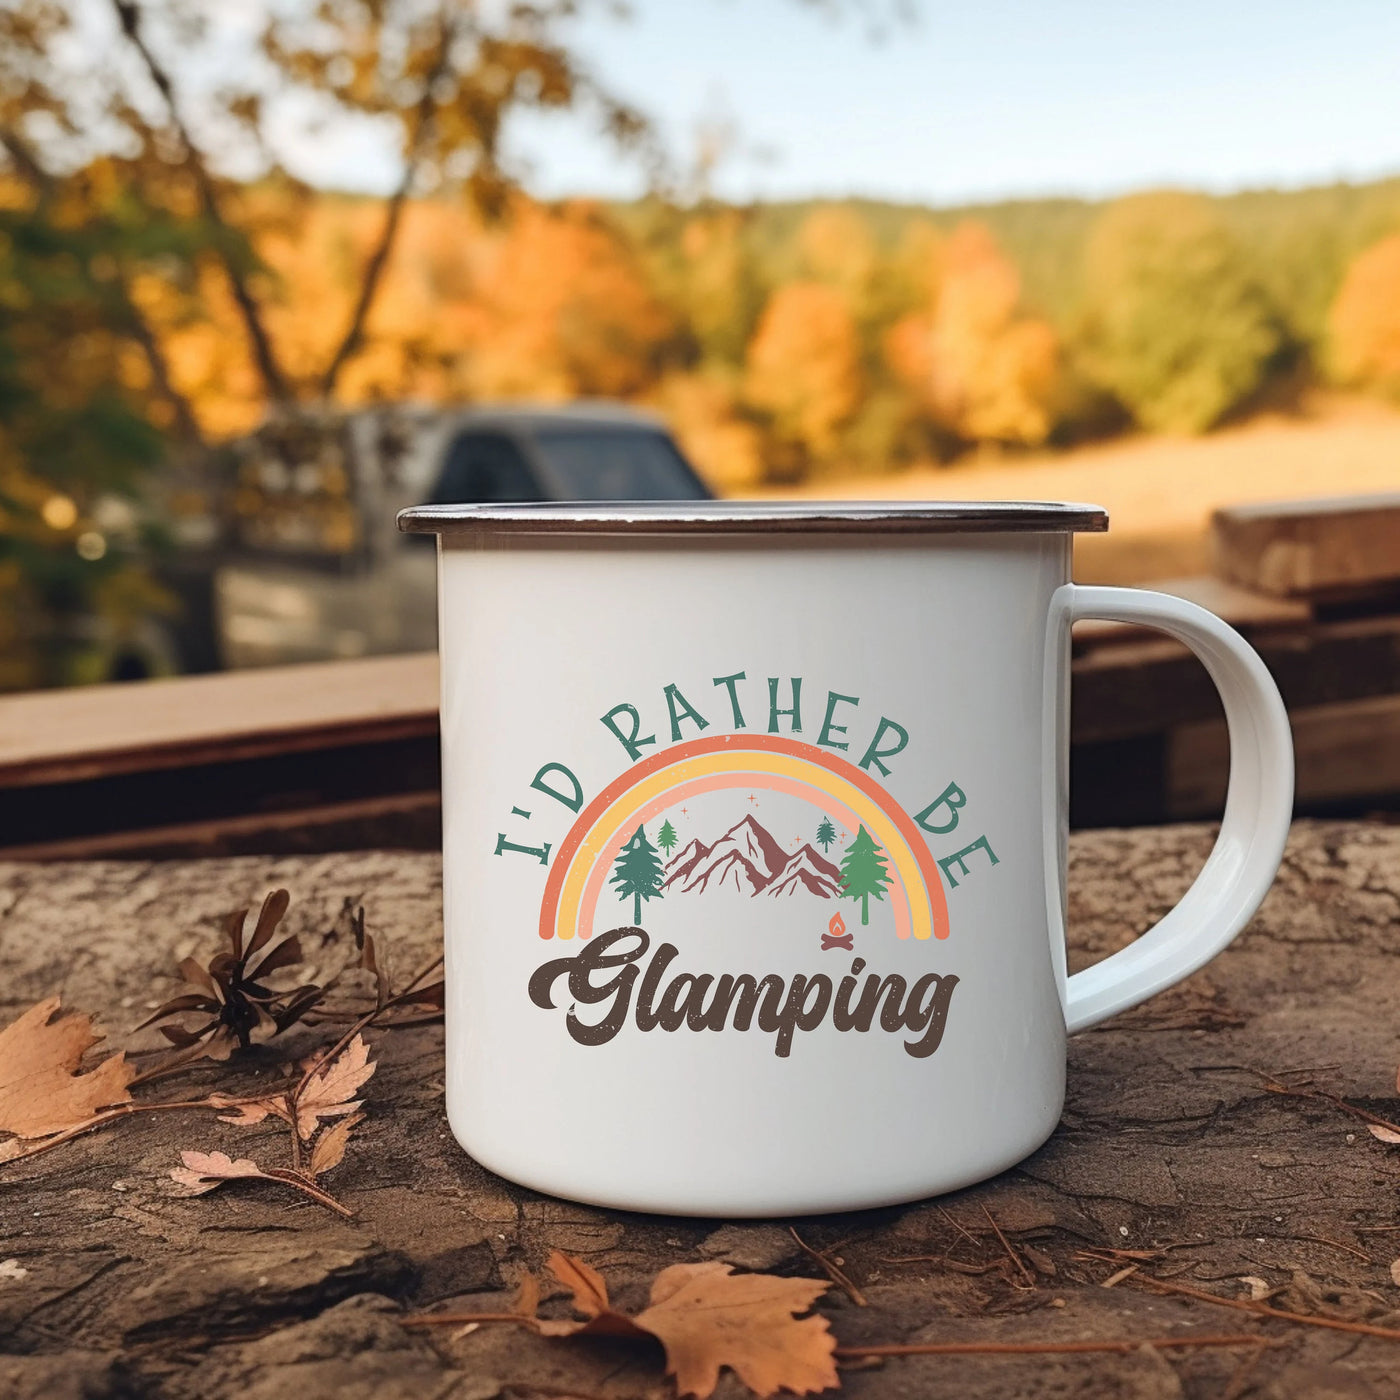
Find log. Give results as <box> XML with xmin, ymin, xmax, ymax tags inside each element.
<box><xmin>4</xmin><ymin>822</ymin><xmax>1400</xmax><ymax>1398</ymax></box>
<box><xmin>1211</xmin><ymin>493</ymin><xmax>1400</xmax><ymax>600</ymax></box>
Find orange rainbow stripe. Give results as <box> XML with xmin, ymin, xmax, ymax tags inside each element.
<box><xmin>538</xmin><ymin>733</ymin><xmax>949</xmax><ymax>942</ymax></box>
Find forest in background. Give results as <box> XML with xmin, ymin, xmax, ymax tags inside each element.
<box><xmin>6</xmin><ymin>0</ymin><xmax>1400</xmax><ymax>691</ymax></box>
<box><xmin>86</xmin><ymin>173</ymin><xmax>1400</xmax><ymax>491</ymax></box>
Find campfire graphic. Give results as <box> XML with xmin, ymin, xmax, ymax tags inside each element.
<box><xmin>608</xmin><ymin>813</ymin><xmax>895</xmax><ymax>925</ymax></box>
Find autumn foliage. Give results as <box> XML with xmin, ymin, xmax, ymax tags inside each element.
<box><xmin>1328</xmin><ymin>233</ymin><xmax>1400</xmax><ymax>398</ymax></box>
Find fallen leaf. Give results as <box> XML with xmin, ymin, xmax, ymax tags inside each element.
<box><xmin>138</xmin><ymin>889</ymin><xmax>328</xmax><ymax>1059</ymax></box>
<box><xmin>523</xmin><ymin>1251</ymin><xmax>835</xmax><ymax>1398</ymax></box>
<box><xmin>294</xmin><ymin>1034</ymin><xmax>375</xmax><ymax>1139</ymax></box>
<box><xmin>1390</xmin><ymin>1259</ymin><xmax>1400</xmax><ymax>1289</ymax></box>
<box><xmin>169</xmin><ymin>1149</ymin><xmax>354</xmax><ymax>1216</ymax></box>
<box><xmin>0</xmin><ymin>998</ymin><xmax>134</xmax><ymax>1138</ymax></box>
<box><xmin>548</xmin><ymin>1250</ymin><xmax>613</xmax><ymax>1319</ymax></box>
<box><xmin>208</xmin><ymin>1092</ymin><xmax>288</xmax><ymax>1128</ymax></box>
<box><xmin>1239</xmin><ymin>1275</ymin><xmax>1272</xmax><ymax>1301</ymax></box>
<box><xmin>1368</xmin><ymin>1123</ymin><xmax>1400</xmax><ymax>1144</ymax></box>
<box><xmin>635</xmin><ymin>1262</ymin><xmax>838</xmax><ymax>1399</ymax></box>
<box><xmin>308</xmin><ymin>1111</ymin><xmax>362</xmax><ymax>1177</ymax></box>
<box><xmin>170</xmin><ymin>1149</ymin><xmax>269</xmax><ymax>1196</ymax></box>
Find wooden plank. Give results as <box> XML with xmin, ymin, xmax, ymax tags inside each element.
<box><xmin>1072</xmin><ymin>574</ymin><xmax>1310</xmax><ymax>645</ymax></box>
<box><xmin>0</xmin><ymin>652</ymin><xmax>439</xmax><ymax>788</ymax></box>
<box><xmin>0</xmin><ymin>789</ymin><xmax>441</xmax><ymax>861</ymax></box>
<box><xmin>1168</xmin><ymin>691</ymin><xmax>1400</xmax><ymax>818</ymax></box>
<box><xmin>1070</xmin><ymin>611</ymin><xmax>1400</xmax><ymax>744</ymax></box>
<box><xmin>1211</xmin><ymin>491</ymin><xmax>1400</xmax><ymax>599</ymax></box>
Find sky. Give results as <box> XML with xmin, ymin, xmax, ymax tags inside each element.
<box><xmin>290</xmin><ymin>0</ymin><xmax>1400</xmax><ymax>208</ymax></box>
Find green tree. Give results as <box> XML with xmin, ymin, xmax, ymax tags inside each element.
<box><xmin>838</xmin><ymin>825</ymin><xmax>892</xmax><ymax>926</ymax></box>
<box><xmin>1080</xmin><ymin>192</ymin><xmax>1285</xmax><ymax>433</ymax></box>
<box><xmin>0</xmin><ymin>201</ymin><xmax>180</xmax><ymax>689</ymax></box>
<box><xmin>815</xmin><ymin>817</ymin><xmax>837</xmax><ymax>852</ymax></box>
<box><xmin>656</xmin><ymin>818</ymin><xmax>678</xmax><ymax>859</ymax></box>
<box><xmin>611</xmin><ymin>824</ymin><xmax>665</xmax><ymax>925</ymax></box>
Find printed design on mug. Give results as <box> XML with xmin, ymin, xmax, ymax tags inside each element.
<box><xmin>496</xmin><ymin>672</ymin><xmax>1003</xmax><ymax>1059</ymax></box>
<box><xmin>537</xmin><ymin>733</ymin><xmax>950</xmax><ymax>944</ymax></box>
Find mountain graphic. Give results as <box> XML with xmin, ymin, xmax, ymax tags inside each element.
<box><xmin>663</xmin><ymin>816</ymin><xmax>843</xmax><ymax>899</ymax></box>
<box><xmin>766</xmin><ymin>843</ymin><xmax>843</xmax><ymax>899</ymax></box>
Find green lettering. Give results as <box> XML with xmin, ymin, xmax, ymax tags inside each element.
<box><xmin>859</xmin><ymin>716</ymin><xmax>908</xmax><ymax>777</ymax></box>
<box><xmin>712</xmin><ymin>671</ymin><xmax>748</xmax><ymax>728</ymax></box>
<box><xmin>495</xmin><ymin>834</ymin><xmax>551</xmax><ymax>865</ymax></box>
<box><xmin>600</xmin><ymin>703</ymin><xmax>656</xmax><ymax>762</ymax></box>
<box><xmin>663</xmin><ymin>684</ymin><xmax>711</xmax><ymax>742</ymax></box>
<box><xmin>915</xmin><ymin>780</ymin><xmax>966</xmax><ymax>835</ymax></box>
<box><xmin>530</xmin><ymin>762</ymin><xmax>584</xmax><ymax>813</ymax></box>
<box><xmin>817</xmin><ymin>691</ymin><xmax>860</xmax><ymax>750</ymax></box>
<box><xmin>938</xmin><ymin>835</ymin><xmax>1000</xmax><ymax>889</ymax></box>
<box><xmin>767</xmin><ymin>677</ymin><xmax>803</xmax><ymax>734</ymax></box>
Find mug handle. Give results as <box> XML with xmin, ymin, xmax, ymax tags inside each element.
<box><xmin>1046</xmin><ymin>584</ymin><xmax>1294</xmax><ymax>1034</ymax></box>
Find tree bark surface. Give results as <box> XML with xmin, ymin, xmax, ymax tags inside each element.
<box><xmin>4</xmin><ymin>820</ymin><xmax>1400</xmax><ymax>1399</ymax></box>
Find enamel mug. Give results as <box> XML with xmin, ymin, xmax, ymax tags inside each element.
<box><xmin>398</xmin><ymin>501</ymin><xmax>1294</xmax><ymax>1216</ymax></box>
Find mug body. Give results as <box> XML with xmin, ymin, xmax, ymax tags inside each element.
<box><xmin>427</xmin><ymin>505</ymin><xmax>1098</xmax><ymax>1216</ymax></box>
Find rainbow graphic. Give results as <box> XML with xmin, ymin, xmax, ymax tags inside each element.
<box><xmin>538</xmin><ymin>733</ymin><xmax>950</xmax><ymax>943</ymax></box>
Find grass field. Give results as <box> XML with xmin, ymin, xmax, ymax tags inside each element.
<box><xmin>748</xmin><ymin>397</ymin><xmax>1400</xmax><ymax>583</ymax></box>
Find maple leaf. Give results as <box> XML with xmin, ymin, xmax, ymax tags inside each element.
<box><xmin>0</xmin><ymin>998</ymin><xmax>135</xmax><ymax>1139</ymax></box>
<box><xmin>635</xmin><ymin>1261</ymin><xmax>838</xmax><ymax>1399</ymax></box>
<box><xmin>293</xmin><ymin>1034</ymin><xmax>375</xmax><ymax>1139</ymax></box>
<box><xmin>513</xmin><ymin>1251</ymin><xmax>837</xmax><ymax>1399</ymax></box>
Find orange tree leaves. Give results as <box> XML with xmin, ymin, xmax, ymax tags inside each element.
<box><xmin>410</xmin><ymin>1250</ymin><xmax>837</xmax><ymax>1400</ymax></box>
<box><xmin>0</xmin><ymin>997</ymin><xmax>134</xmax><ymax>1139</ymax></box>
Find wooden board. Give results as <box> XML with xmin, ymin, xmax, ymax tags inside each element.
<box><xmin>6</xmin><ymin>823</ymin><xmax>1400</xmax><ymax>1399</ymax></box>
<box><xmin>1211</xmin><ymin>491</ymin><xmax>1400</xmax><ymax>599</ymax></box>
<box><xmin>0</xmin><ymin>652</ymin><xmax>438</xmax><ymax>788</ymax></box>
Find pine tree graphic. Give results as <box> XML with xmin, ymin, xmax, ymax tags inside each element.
<box><xmin>815</xmin><ymin>817</ymin><xmax>837</xmax><ymax>853</ymax></box>
<box><xmin>838</xmin><ymin>825</ymin><xmax>893</xmax><ymax>926</ymax></box>
<box><xmin>656</xmin><ymin>818</ymin><xmax>678</xmax><ymax>859</ymax></box>
<box><xmin>611</xmin><ymin>824</ymin><xmax>666</xmax><ymax>925</ymax></box>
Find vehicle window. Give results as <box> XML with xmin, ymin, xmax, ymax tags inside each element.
<box><xmin>429</xmin><ymin>432</ymin><xmax>545</xmax><ymax>503</ymax></box>
<box><xmin>531</xmin><ymin>430</ymin><xmax>709</xmax><ymax>500</ymax></box>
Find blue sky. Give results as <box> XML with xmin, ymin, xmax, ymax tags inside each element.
<box><xmin>294</xmin><ymin>0</ymin><xmax>1400</xmax><ymax>206</ymax></box>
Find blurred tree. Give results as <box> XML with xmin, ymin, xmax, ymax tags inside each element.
<box><xmin>744</xmin><ymin>281</ymin><xmax>862</xmax><ymax>474</ymax></box>
<box><xmin>0</xmin><ymin>0</ymin><xmax>655</xmax><ymax>418</ymax></box>
<box><xmin>1079</xmin><ymin>192</ymin><xmax>1284</xmax><ymax>433</ymax></box>
<box><xmin>463</xmin><ymin>198</ymin><xmax>676</xmax><ymax>401</ymax></box>
<box><xmin>0</xmin><ymin>201</ymin><xmax>175</xmax><ymax>688</ymax></box>
<box><xmin>886</xmin><ymin>222</ymin><xmax>1059</xmax><ymax>448</ymax></box>
<box><xmin>1327</xmin><ymin>233</ymin><xmax>1400</xmax><ymax>398</ymax></box>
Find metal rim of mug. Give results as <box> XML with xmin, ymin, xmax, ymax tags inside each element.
<box><xmin>397</xmin><ymin>500</ymin><xmax>1110</xmax><ymax>535</ymax></box>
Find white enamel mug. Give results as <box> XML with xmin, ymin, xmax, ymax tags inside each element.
<box><xmin>398</xmin><ymin>501</ymin><xmax>1294</xmax><ymax>1217</ymax></box>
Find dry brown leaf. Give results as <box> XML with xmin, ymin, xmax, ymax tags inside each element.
<box><xmin>1389</xmin><ymin>1259</ymin><xmax>1400</xmax><ymax>1288</ymax></box>
<box><xmin>636</xmin><ymin>1262</ymin><xmax>838</xmax><ymax>1399</ymax></box>
<box><xmin>169</xmin><ymin>1148</ymin><xmax>354</xmax><ymax>1216</ymax></box>
<box><xmin>547</xmin><ymin>1250</ymin><xmax>613</xmax><ymax>1319</ymax></box>
<box><xmin>170</xmin><ymin>1149</ymin><xmax>269</xmax><ymax>1195</ymax></box>
<box><xmin>208</xmin><ymin>1092</ymin><xmax>289</xmax><ymax>1127</ymax></box>
<box><xmin>294</xmin><ymin>1034</ymin><xmax>375</xmax><ymax>1139</ymax></box>
<box><xmin>529</xmin><ymin>1250</ymin><xmax>836</xmax><ymax>1399</ymax></box>
<box><xmin>1368</xmin><ymin>1123</ymin><xmax>1400</xmax><ymax>1144</ymax></box>
<box><xmin>0</xmin><ymin>998</ymin><xmax>135</xmax><ymax>1139</ymax></box>
<box><xmin>308</xmin><ymin>1111</ymin><xmax>362</xmax><ymax>1178</ymax></box>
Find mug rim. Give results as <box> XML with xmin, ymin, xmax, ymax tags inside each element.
<box><xmin>398</xmin><ymin>499</ymin><xmax>1109</xmax><ymax>536</ymax></box>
